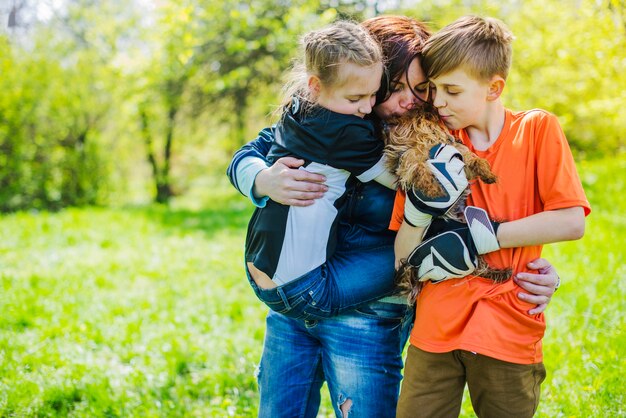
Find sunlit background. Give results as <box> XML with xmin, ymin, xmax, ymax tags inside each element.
<box><xmin>1</xmin><ymin>1</ymin><xmax>624</xmax><ymax>416</ymax></box>
<box><xmin>0</xmin><ymin>0</ymin><xmax>623</xmax><ymax>209</ymax></box>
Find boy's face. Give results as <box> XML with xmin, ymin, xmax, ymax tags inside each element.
<box><xmin>429</xmin><ymin>68</ymin><xmax>492</xmax><ymax>131</ymax></box>
<box><xmin>315</xmin><ymin>62</ymin><xmax>382</xmax><ymax>119</ymax></box>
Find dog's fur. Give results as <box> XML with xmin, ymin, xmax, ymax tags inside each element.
<box><xmin>384</xmin><ymin>109</ymin><xmax>512</xmax><ymax>298</ymax></box>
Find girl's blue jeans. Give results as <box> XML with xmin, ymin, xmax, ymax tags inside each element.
<box><xmin>246</xmin><ymin>235</ymin><xmax>399</xmax><ymax>320</ymax></box>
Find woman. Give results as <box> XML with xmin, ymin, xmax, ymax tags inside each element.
<box><xmin>227</xmin><ymin>15</ymin><xmax>560</xmax><ymax>418</ymax></box>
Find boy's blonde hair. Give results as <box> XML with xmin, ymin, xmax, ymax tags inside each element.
<box><xmin>281</xmin><ymin>21</ymin><xmax>383</xmax><ymax>109</ymax></box>
<box><xmin>422</xmin><ymin>16</ymin><xmax>513</xmax><ymax>81</ymax></box>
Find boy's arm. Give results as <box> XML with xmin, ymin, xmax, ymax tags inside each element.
<box><xmin>496</xmin><ymin>206</ymin><xmax>585</xmax><ymax>248</ymax></box>
<box><xmin>466</xmin><ymin>205</ymin><xmax>585</xmax><ymax>255</ymax></box>
<box><xmin>394</xmin><ymin>221</ymin><xmax>426</xmax><ymax>269</ymax></box>
<box><xmin>470</xmin><ymin>112</ymin><xmax>589</xmax><ymax>251</ymax></box>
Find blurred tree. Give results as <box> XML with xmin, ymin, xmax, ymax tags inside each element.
<box><xmin>404</xmin><ymin>0</ymin><xmax>626</xmax><ymax>156</ymax></box>
<box><xmin>505</xmin><ymin>0</ymin><xmax>626</xmax><ymax>156</ymax></box>
<box><xmin>131</xmin><ymin>2</ymin><xmax>197</xmax><ymax>203</ymax></box>
<box><xmin>133</xmin><ymin>0</ymin><xmax>372</xmax><ymax>203</ymax></box>
<box><xmin>1</xmin><ymin>0</ymin><xmax>624</xmax><ymax>210</ymax></box>
<box><xmin>0</xmin><ymin>0</ymin><xmax>142</xmax><ymax>210</ymax></box>
<box><xmin>189</xmin><ymin>0</ymin><xmax>340</xmax><ymax>148</ymax></box>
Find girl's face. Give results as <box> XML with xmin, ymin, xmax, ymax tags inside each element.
<box><xmin>373</xmin><ymin>57</ymin><xmax>429</xmax><ymax>121</ymax></box>
<box><xmin>314</xmin><ymin>62</ymin><xmax>382</xmax><ymax>119</ymax></box>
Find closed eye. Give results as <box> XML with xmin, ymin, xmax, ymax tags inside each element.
<box><xmin>389</xmin><ymin>82</ymin><xmax>403</xmax><ymax>94</ymax></box>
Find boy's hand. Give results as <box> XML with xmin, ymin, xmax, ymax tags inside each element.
<box><xmin>404</xmin><ymin>144</ymin><xmax>469</xmax><ymax>227</ymax></box>
<box><xmin>465</xmin><ymin>206</ymin><xmax>501</xmax><ymax>254</ymax></box>
<box><xmin>407</xmin><ymin>230</ymin><xmax>477</xmax><ymax>282</ymax></box>
<box><xmin>406</xmin><ymin>209</ymin><xmax>502</xmax><ymax>283</ymax></box>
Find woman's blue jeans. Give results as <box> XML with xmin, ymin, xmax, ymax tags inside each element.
<box><xmin>257</xmin><ymin>300</ymin><xmax>413</xmax><ymax>418</ymax></box>
<box><xmin>254</xmin><ymin>224</ymin><xmax>414</xmax><ymax>417</ymax></box>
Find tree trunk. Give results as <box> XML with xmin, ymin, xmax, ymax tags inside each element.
<box><xmin>156</xmin><ymin>105</ymin><xmax>176</xmax><ymax>204</ymax></box>
<box><xmin>233</xmin><ymin>91</ymin><xmax>248</xmax><ymax>149</ymax></box>
<box><xmin>140</xmin><ymin>107</ymin><xmax>173</xmax><ymax>204</ymax></box>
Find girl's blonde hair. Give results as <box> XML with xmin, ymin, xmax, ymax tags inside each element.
<box><xmin>280</xmin><ymin>21</ymin><xmax>383</xmax><ymax>111</ymax></box>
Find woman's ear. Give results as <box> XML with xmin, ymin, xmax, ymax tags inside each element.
<box><xmin>487</xmin><ymin>76</ymin><xmax>506</xmax><ymax>101</ymax></box>
<box><xmin>308</xmin><ymin>75</ymin><xmax>322</xmax><ymax>97</ymax></box>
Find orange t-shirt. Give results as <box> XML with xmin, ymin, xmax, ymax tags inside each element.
<box><xmin>390</xmin><ymin>109</ymin><xmax>591</xmax><ymax>364</ymax></box>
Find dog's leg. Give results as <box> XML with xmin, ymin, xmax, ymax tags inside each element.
<box><xmin>464</xmin><ymin>154</ymin><xmax>498</xmax><ymax>184</ymax></box>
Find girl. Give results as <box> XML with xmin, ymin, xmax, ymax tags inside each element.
<box><xmin>245</xmin><ymin>21</ymin><xmax>405</xmax><ymax>319</ymax></box>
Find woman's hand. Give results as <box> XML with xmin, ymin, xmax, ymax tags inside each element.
<box><xmin>514</xmin><ymin>258</ymin><xmax>560</xmax><ymax>315</ymax></box>
<box><xmin>253</xmin><ymin>157</ymin><xmax>328</xmax><ymax>206</ymax></box>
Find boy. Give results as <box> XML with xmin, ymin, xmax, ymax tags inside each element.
<box><xmin>392</xmin><ymin>16</ymin><xmax>591</xmax><ymax>417</ymax></box>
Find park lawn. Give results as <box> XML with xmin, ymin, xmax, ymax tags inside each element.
<box><xmin>1</xmin><ymin>157</ymin><xmax>625</xmax><ymax>417</ymax></box>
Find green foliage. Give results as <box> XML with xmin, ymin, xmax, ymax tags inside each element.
<box><xmin>0</xmin><ymin>177</ymin><xmax>264</xmax><ymax>416</ymax></box>
<box><xmin>403</xmin><ymin>0</ymin><xmax>626</xmax><ymax>156</ymax></box>
<box><xmin>0</xmin><ymin>36</ymin><xmax>109</xmax><ymax>212</ymax></box>
<box><xmin>1</xmin><ymin>0</ymin><xmax>625</xmax><ymax>209</ymax></box>
<box><xmin>1</xmin><ymin>157</ymin><xmax>624</xmax><ymax>416</ymax></box>
<box><xmin>505</xmin><ymin>0</ymin><xmax>626</xmax><ymax>156</ymax></box>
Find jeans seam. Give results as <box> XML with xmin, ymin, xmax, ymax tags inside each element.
<box><xmin>298</xmin><ymin>347</ymin><xmax>323</xmax><ymax>418</ymax></box>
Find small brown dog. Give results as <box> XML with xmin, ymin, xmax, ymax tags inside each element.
<box><xmin>384</xmin><ymin>108</ymin><xmax>512</xmax><ymax>297</ymax></box>
<box><xmin>385</xmin><ymin>109</ymin><xmax>497</xmax><ymax>201</ymax></box>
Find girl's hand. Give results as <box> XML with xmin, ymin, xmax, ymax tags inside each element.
<box><xmin>254</xmin><ymin>157</ymin><xmax>327</xmax><ymax>206</ymax></box>
<box><xmin>514</xmin><ymin>258</ymin><xmax>560</xmax><ymax>315</ymax></box>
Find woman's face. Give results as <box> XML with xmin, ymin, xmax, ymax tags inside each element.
<box><xmin>373</xmin><ymin>57</ymin><xmax>428</xmax><ymax>121</ymax></box>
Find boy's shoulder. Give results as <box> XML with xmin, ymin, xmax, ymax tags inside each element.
<box><xmin>506</xmin><ymin>108</ymin><xmax>563</xmax><ymax>136</ymax></box>
<box><xmin>502</xmin><ymin>108</ymin><xmax>571</xmax><ymax>156</ymax></box>
<box><xmin>508</xmin><ymin>107</ymin><xmax>556</xmax><ymax>122</ymax></box>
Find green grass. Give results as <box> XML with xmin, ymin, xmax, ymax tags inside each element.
<box><xmin>1</xmin><ymin>158</ymin><xmax>624</xmax><ymax>417</ymax></box>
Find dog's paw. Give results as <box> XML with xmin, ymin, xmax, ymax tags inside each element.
<box><xmin>480</xmin><ymin>172</ymin><xmax>498</xmax><ymax>184</ymax></box>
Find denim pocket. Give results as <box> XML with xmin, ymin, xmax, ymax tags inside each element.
<box><xmin>253</xmin><ymin>266</ymin><xmax>329</xmax><ymax>319</ymax></box>
<box><xmin>299</xmin><ymin>265</ymin><xmax>334</xmax><ymax>318</ymax></box>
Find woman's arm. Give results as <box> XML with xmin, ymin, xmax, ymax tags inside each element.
<box><xmin>254</xmin><ymin>157</ymin><xmax>327</xmax><ymax>206</ymax></box>
<box><xmin>514</xmin><ymin>258</ymin><xmax>560</xmax><ymax>315</ymax></box>
<box><xmin>226</xmin><ymin>126</ymin><xmax>327</xmax><ymax>206</ymax></box>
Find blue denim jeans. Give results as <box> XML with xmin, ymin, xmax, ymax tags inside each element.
<box><xmin>247</xmin><ymin>243</ymin><xmax>399</xmax><ymax>320</ymax></box>
<box><xmin>255</xmin><ymin>219</ymin><xmax>414</xmax><ymax>417</ymax></box>
<box><xmin>257</xmin><ymin>300</ymin><xmax>414</xmax><ymax>418</ymax></box>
